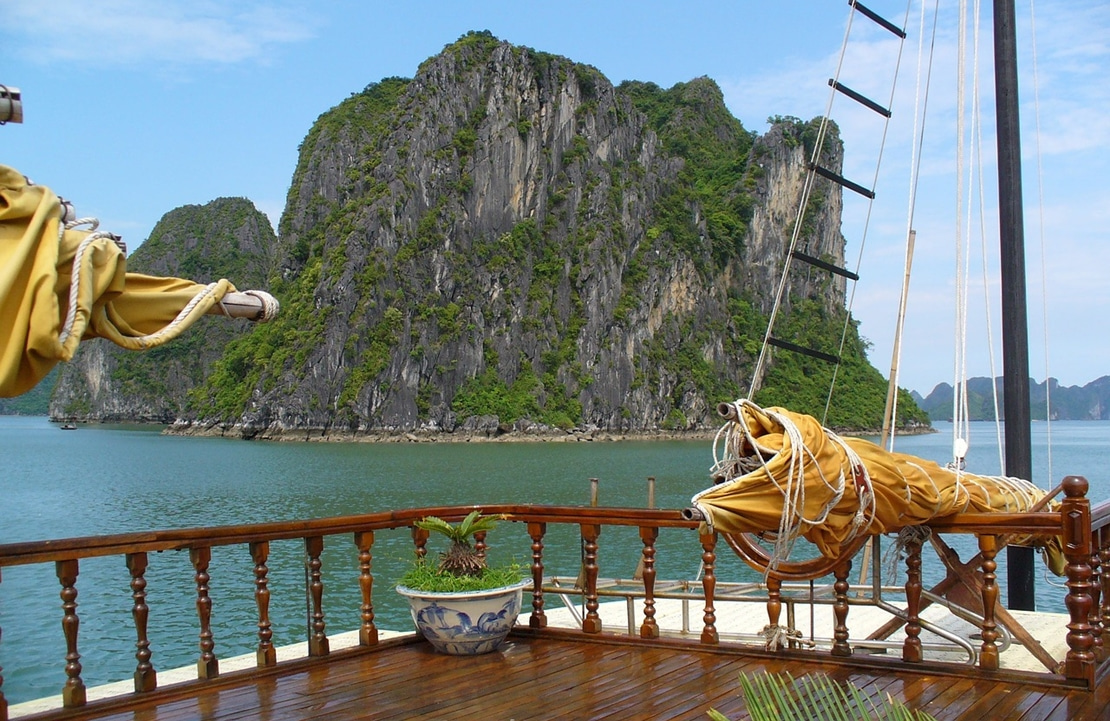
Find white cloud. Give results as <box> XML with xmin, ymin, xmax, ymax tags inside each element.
<box><xmin>0</xmin><ymin>0</ymin><xmax>317</xmax><ymax>67</ymax></box>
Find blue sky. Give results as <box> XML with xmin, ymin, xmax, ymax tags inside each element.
<box><xmin>3</xmin><ymin>0</ymin><xmax>1108</xmax><ymax>396</ymax></box>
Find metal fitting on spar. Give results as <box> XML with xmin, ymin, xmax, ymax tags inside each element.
<box><xmin>1</xmin><ymin>84</ymin><xmax>23</xmax><ymax>124</ymax></box>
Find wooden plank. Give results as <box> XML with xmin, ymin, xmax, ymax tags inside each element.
<box><xmin>13</xmin><ymin>636</ymin><xmax>1107</xmax><ymax>721</ymax></box>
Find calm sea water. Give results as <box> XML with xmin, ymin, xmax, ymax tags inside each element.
<box><xmin>1</xmin><ymin>416</ymin><xmax>1107</xmax><ymax>704</ymax></box>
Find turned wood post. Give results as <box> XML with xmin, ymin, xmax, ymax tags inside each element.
<box><xmin>475</xmin><ymin>529</ymin><xmax>488</xmax><ymax>563</ymax></box>
<box><xmin>700</xmin><ymin>530</ymin><xmax>718</xmax><ymax>644</ymax></box>
<box><xmin>1099</xmin><ymin>527</ymin><xmax>1110</xmax><ymax>663</ymax></box>
<box><xmin>126</xmin><ymin>552</ymin><xmax>157</xmax><ymax>691</ymax></box>
<box><xmin>528</xmin><ymin>522</ymin><xmax>548</xmax><ymax>629</ymax></box>
<box><xmin>249</xmin><ymin>541</ymin><xmax>276</xmax><ymax>666</ymax></box>
<box><xmin>978</xmin><ymin>534</ymin><xmax>1000</xmax><ymax>670</ymax></box>
<box><xmin>766</xmin><ymin>575</ymin><xmax>782</xmax><ymax>637</ymax></box>
<box><xmin>903</xmin><ymin>534</ymin><xmax>924</xmax><ymax>662</ymax></box>
<box><xmin>832</xmin><ymin>558</ymin><xmax>852</xmax><ymax>657</ymax></box>
<box><xmin>305</xmin><ymin>536</ymin><xmax>329</xmax><ymax>657</ymax></box>
<box><xmin>56</xmin><ymin>559</ymin><xmax>86</xmax><ymax>707</ymax></box>
<box><xmin>1061</xmin><ymin>476</ymin><xmax>1096</xmax><ymax>686</ymax></box>
<box><xmin>1089</xmin><ymin>536</ymin><xmax>1104</xmax><ymax>663</ymax></box>
<box><xmin>581</xmin><ymin>524</ymin><xmax>602</xmax><ymax>633</ymax></box>
<box><xmin>639</xmin><ymin>526</ymin><xmax>659</xmax><ymax>639</ymax></box>
<box><xmin>354</xmin><ymin>531</ymin><xmax>378</xmax><ymax>646</ymax></box>
<box><xmin>412</xmin><ymin>526</ymin><xmax>430</xmax><ymax>560</ymax></box>
<box><xmin>190</xmin><ymin>547</ymin><xmax>219</xmax><ymax>679</ymax></box>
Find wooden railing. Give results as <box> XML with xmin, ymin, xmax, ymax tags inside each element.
<box><xmin>0</xmin><ymin>477</ymin><xmax>1107</xmax><ymax>719</ymax></box>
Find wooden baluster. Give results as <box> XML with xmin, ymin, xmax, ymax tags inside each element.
<box><xmin>305</xmin><ymin>536</ymin><xmax>329</xmax><ymax>656</ymax></box>
<box><xmin>528</xmin><ymin>522</ymin><xmax>548</xmax><ymax>629</ymax></box>
<box><xmin>1089</xmin><ymin>540</ymin><xmax>1104</xmax><ymax>663</ymax></box>
<box><xmin>475</xmin><ymin>529</ymin><xmax>488</xmax><ymax>563</ymax></box>
<box><xmin>56</xmin><ymin>559</ymin><xmax>86</xmax><ymax>707</ymax></box>
<box><xmin>126</xmin><ymin>552</ymin><xmax>157</xmax><ymax>691</ymax></box>
<box><xmin>412</xmin><ymin>525</ymin><xmax>430</xmax><ymax>561</ymax></box>
<box><xmin>1</xmin><ymin>568</ymin><xmax>6</xmax><ymax>721</ymax></box>
<box><xmin>1061</xmin><ymin>476</ymin><xmax>1095</xmax><ymax>686</ymax></box>
<box><xmin>700</xmin><ymin>530</ymin><xmax>718</xmax><ymax>644</ymax></box>
<box><xmin>249</xmin><ymin>542</ymin><xmax>276</xmax><ymax>666</ymax></box>
<box><xmin>978</xmin><ymin>534</ymin><xmax>1000</xmax><ymax>671</ymax></box>
<box><xmin>902</xmin><ymin>534</ymin><xmax>924</xmax><ymax>662</ymax></box>
<box><xmin>1099</xmin><ymin>528</ymin><xmax>1110</xmax><ymax>663</ymax></box>
<box><xmin>639</xmin><ymin>526</ymin><xmax>659</xmax><ymax>639</ymax></box>
<box><xmin>832</xmin><ymin>558</ymin><xmax>852</xmax><ymax>657</ymax></box>
<box><xmin>190</xmin><ymin>547</ymin><xmax>219</xmax><ymax>679</ymax></box>
<box><xmin>354</xmin><ymin>531</ymin><xmax>378</xmax><ymax>645</ymax></box>
<box><xmin>581</xmin><ymin>524</ymin><xmax>602</xmax><ymax>633</ymax></box>
<box><xmin>765</xmin><ymin>575</ymin><xmax>782</xmax><ymax>647</ymax></box>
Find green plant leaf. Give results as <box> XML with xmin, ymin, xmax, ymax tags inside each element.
<box><xmin>726</xmin><ymin>671</ymin><xmax>938</xmax><ymax>721</ymax></box>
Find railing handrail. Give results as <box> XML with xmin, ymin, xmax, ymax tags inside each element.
<box><xmin>3</xmin><ymin>497</ymin><xmax>1092</xmax><ymax>567</ymax></box>
<box><xmin>0</xmin><ymin>504</ymin><xmax>697</xmax><ymax>566</ymax></box>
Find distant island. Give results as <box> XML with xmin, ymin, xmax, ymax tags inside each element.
<box><xmin>0</xmin><ymin>368</ymin><xmax>56</xmax><ymax>415</ymax></box>
<box><xmin>911</xmin><ymin>376</ymin><xmax>1110</xmax><ymax>421</ymax></box>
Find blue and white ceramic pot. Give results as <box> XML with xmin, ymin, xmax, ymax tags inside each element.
<box><xmin>396</xmin><ymin>580</ymin><xmax>528</xmax><ymax>655</ymax></box>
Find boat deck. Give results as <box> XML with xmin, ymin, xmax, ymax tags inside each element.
<box><xmin>11</xmin><ymin>631</ymin><xmax>1110</xmax><ymax>721</ymax></box>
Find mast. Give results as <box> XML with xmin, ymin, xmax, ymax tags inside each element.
<box><xmin>993</xmin><ymin>0</ymin><xmax>1035</xmax><ymax>610</ymax></box>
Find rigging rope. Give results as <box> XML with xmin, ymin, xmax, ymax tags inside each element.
<box><xmin>1028</xmin><ymin>0</ymin><xmax>1055</xmax><ymax>484</ymax></box>
<box><xmin>749</xmin><ymin>0</ymin><xmax>911</xmax><ymax>430</ymax></box>
<box><xmin>885</xmin><ymin>0</ymin><xmax>941</xmax><ymax>450</ymax></box>
<box><xmin>700</xmin><ymin>399</ymin><xmax>1060</xmax><ymax>576</ymax></box>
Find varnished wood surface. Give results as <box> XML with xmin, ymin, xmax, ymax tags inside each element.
<box><xmin>16</xmin><ymin>635</ymin><xmax>1110</xmax><ymax>721</ymax></box>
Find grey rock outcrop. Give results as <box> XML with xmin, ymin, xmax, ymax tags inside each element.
<box><xmin>179</xmin><ymin>33</ymin><xmax>849</xmax><ymax>438</ymax></box>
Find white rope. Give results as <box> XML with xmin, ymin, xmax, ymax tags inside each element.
<box><xmin>888</xmin><ymin>0</ymin><xmax>940</xmax><ymax>451</ymax></box>
<box><xmin>130</xmin><ymin>282</ymin><xmax>223</xmax><ymax>349</ymax></box>
<box><xmin>882</xmin><ymin>525</ymin><xmax>932</xmax><ymax>582</ymax></box>
<box><xmin>242</xmin><ymin>289</ymin><xmax>281</xmax><ymax>323</ymax></box>
<box><xmin>1028</xmin><ymin>0</ymin><xmax>1054</xmax><ymax>485</ymax></box>
<box><xmin>759</xmin><ymin>623</ymin><xmax>811</xmax><ymax>652</ymax></box>
<box><xmin>711</xmin><ymin>400</ymin><xmax>879</xmax><ymax>575</ymax></box>
<box><xmin>57</xmin><ymin>226</ymin><xmax>110</xmax><ymax>348</ymax></box>
<box><xmin>824</xmin><ymin>0</ymin><xmax>916</xmax><ymax>426</ymax></box>
<box><xmin>709</xmin><ymin>397</ymin><xmax>1052</xmax><ymax>577</ymax></box>
<box><xmin>57</xmin><ymin>215</ymin><xmax>230</xmax><ymax>350</ymax></box>
<box><xmin>951</xmin><ymin>0</ymin><xmax>971</xmax><ymax>475</ymax></box>
<box><xmin>749</xmin><ymin>1</ymin><xmax>912</xmax><ymax>403</ymax></box>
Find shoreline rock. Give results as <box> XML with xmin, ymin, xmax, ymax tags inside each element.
<box><xmin>161</xmin><ymin>418</ymin><xmax>934</xmax><ymax>443</ymax></box>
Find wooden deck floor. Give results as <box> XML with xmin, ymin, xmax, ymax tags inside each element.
<box><xmin>14</xmin><ymin>633</ymin><xmax>1110</xmax><ymax>721</ymax></box>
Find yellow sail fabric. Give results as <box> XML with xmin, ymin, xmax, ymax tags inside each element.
<box><xmin>0</xmin><ymin>164</ymin><xmax>235</xmax><ymax>397</ymax></box>
<box><xmin>694</xmin><ymin>400</ymin><xmax>1054</xmax><ymax>563</ymax></box>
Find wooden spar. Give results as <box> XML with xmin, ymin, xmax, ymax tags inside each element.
<box><xmin>993</xmin><ymin>0</ymin><xmax>1036</xmax><ymax>610</ymax></box>
<box><xmin>880</xmin><ymin>229</ymin><xmax>916</xmax><ymax>448</ymax></box>
<box><xmin>204</xmin><ymin>291</ymin><xmax>280</xmax><ymax>322</ymax></box>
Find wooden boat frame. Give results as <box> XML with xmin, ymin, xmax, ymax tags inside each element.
<box><xmin>1</xmin><ymin>474</ymin><xmax>1107</xmax><ymax>720</ymax></box>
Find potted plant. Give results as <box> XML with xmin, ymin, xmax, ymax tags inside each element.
<box><xmin>396</xmin><ymin>510</ymin><xmax>527</xmax><ymax>655</ymax></box>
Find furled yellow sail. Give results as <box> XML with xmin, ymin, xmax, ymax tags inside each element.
<box><xmin>693</xmin><ymin>400</ymin><xmax>1060</xmax><ymax>571</ymax></box>
<box><xmin>1</xmin><ymin>165</ymin><xmax>241</xmax><ymax>397</ymax></box>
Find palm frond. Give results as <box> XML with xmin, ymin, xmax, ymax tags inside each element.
<box><xmin>414</xmin><ymin>515</ymin><xmax>459</xmax><ymax>540</ymax></box>
<box><xmin>713</xmin><ymin>671</ymin><xmax>938</xmax><ymax>721</ymax></box>
<box><xmin>415</xmin><ymin>511</ymin><xmax>504</xmax><ymax>542</ymax></box>
<box><xmin>454</xmin><ymin>510</ymin><xmax>504</xmax><ymax>538</ymax></box>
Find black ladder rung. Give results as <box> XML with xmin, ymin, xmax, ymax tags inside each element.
<box><xmin>849</xmin><ymin>0</ymin><xmax>907</xmax><ymax>38</ymax></box>
<box><xmin>791</xmin><ymin>250</ymin><xmax>860</xmax><ymax>281</ymax></box>
<box><xmin>810</xmin><ymin>164</ymin><xmax>876</xmax><ymax>199</ymax></box>
<box><xmin>828</xmin><ymin>79</ymin><xmax>892</xmax><ymax>118</ymax></box>
<box><xmin>767</xmin><ymin>337</ymin><xmax>841</xmax><ymax>365</ymax></box>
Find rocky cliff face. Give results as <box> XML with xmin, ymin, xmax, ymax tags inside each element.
<box><xmin>49</xmin><ymin>198</ymin><xmax>277</xmax><ymax>421</ymax></box>
<box><xmin>173</xmin><ymin>32</ymin><xmax>850</xmax><ymax>438</ymax></box>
